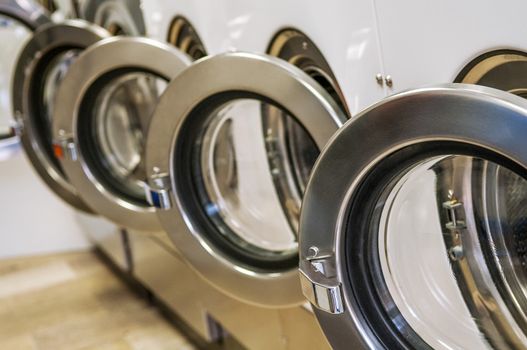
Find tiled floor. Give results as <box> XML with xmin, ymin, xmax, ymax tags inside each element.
<box><xmin>0</xmin><ymin>251</ymin><xmax>195</xmax><ymax>350</ymax></box>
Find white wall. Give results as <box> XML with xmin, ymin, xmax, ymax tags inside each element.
<box><xmin>0</xmin><ymin>148</ymin><xmax>91</xmax><ymax>259</ymax></box>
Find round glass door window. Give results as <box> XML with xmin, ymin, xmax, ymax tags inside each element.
<box><xmin>347</xmin><ymin>148</ymin><xmax>527</xmax><ymax>349</ymax></box>
<box><xmin>187</xmin><ymin>97</ymin><xmax>319</xmax><ymax>267</ymax></box>
<box><xmin>78</xmin><ymin>71</ymin><xmax>167</xmax><ymax>205</ymax></box>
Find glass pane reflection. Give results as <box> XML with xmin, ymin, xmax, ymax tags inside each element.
<box><xmin>195</xmin><ymin>98</ymin><xmax>319</xmax><ymax>261</ymax></box>
<box><xmin>376</xmin><ymin>155</ymin><xmax>527</xmax><ymax>349</ymax></box>
<box><xmin>91</xmin><ymin>72</ymin><xmax>167</xmax><ymax>202</ymax></box>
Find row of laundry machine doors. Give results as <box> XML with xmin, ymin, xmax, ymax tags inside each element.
<box><xmin>3</xmin><ymin>0</ymin><xmax>527</xmax><ymax>349</ymax></box>
<box><xmin>0</xmin><ymin>0</ymin><xmax>336</xmax><ymax>348</ymax></box>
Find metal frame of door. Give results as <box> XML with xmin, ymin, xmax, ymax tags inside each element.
<box><xmin>12</xmin><ymin>20</ymin><xmax>109</xmax><ymax>213</ymax></box>
<box><xmin>145</xmin><ymin>52</ymin><xmax>347</xmax><ymax>307</ymax></box>
<box><xmin>299</xmin><ymin>84</ymin><xmax>527</xmax><ymax>349</ymax></box>
<box><xmin>52</xmin><ymin>36</ymin><xmax>191</xmax><ymax>231</ymax></box>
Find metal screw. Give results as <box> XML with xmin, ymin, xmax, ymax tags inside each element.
<box><xmin>375</xmin><ymin>73</ymin><xmax>384</xmax><ymax>86</ymax></box>
<box><xmin>307</xmin><ymin>246</ymin><xmax>319</xmax><ymax>259</ymax></box>
<box><xmin>302</xmin><ymin>41</ymin><xmax>308</xmax><ymax>50</ymax></box>
<box><xmin>385</xmin><ymin>75</ymin><xmax>393</xmax><ymax>87</ymax></box>
<box><xmin>152</xmin><ymin>166</ymin><xmax>160</xmax><ymax>173</ymax></box>
<box><xmin>448</xmin><ymin>246</ymin><xmax>464</xmax><ymax>261</ymax></box>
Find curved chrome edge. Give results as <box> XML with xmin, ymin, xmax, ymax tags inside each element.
<box><xmin>0</xmin><ymin>0</ymin><xmax>50</xmax><ymax>30</ymax></box>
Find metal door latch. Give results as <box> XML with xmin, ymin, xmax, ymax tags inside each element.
<box><xmin>299</xmin><ymin>270</ymin><xmax>344</xmax><ymax>314</ymax></box>
<box><xmin>300</xmin><ymin>249</ymin><xmax>344</xmax><ymax>314</ymax></box>
<box><xmin>52</xmin><ymin>137</ymin><xmax>77</xmax><ymax>161</ymax></box>
<box><xmin>145</xmin><ymin>172</ymin><xmax>172</xmax><ymax>210</ymax></box>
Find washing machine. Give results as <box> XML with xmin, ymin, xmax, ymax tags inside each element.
<box><xmin>139</xmin><ymin>0</ymin><xmax>385</xmax><ymax>348</ymax></box>
<box><xmin>299</xmin><ymin>84</ymin><xmax>527</xmax><ymax>349</ymax></box>
<box><xmin>143</xmin><ymin>45</ymin><xmax>375</xmax><ymax>347</ymax></box>
<box><xmin>47</xmin><ymin>35</ymin><xmax>240</xmax><ymax>344</ymax></box>
<box><xmin>119</xmin><ymin>4</ymin><xmax>233</xmax><ymax>343</ymax></box>
<box><xmin>0</xmin><ymin>1</ymin><xmax>89</xmax><ymax>258</ymax></box>
<box><xmin>11</xmin><ymin>0</ymin><xmax>157</xmax><ymax>272</ymax></box>
<box><xmin>8</xmin><ymin>18</ymin><xmax>134</xmax><ymax>263</ymax></box>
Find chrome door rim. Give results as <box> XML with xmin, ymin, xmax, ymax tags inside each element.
<box><xmin>53</xmin><ymin>36</ymin><xmax>190</xmax><ymax>231</ymax></box>
<box><xmin>145</xmin><ymin>52</ymin><xmax>346</xmax><ymax>307</ymax></box>
<box><xmin>299</xmin><ymin>84</ymin><xmax>527</xmax><ymax>349</ymax></box>
<box><xmin>0</xmin><ymin>0</ymin><xmax>50</xmax><ymax>30</ymax></box>
<box><xmin>12</xmin><ymin>20</ymin><xmax>109</xmax><ymax>213</ymax></box>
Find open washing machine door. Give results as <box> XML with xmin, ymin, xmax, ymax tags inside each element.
<box><xmin>12</xmin><ymin>19</ymin><xmax>110</xmax><ymax>213</ymax></box>
<box><xmin>144</xmin><ymin>52</ymin><xmax>347</xmax><ymax>307</ymax></box>
<box><xmin>0</xmin><ymin>0</ymin><xmax>50</xmax><ymax>161</ymax></box>
<box><xmin>299</xmin><ymin>84</ymin><xmax>527</xmax><ymax>349</ymax></box>
<box><xmin>52</xmin><ymin>37</ymin><xmax>190</xmax><ymax>232</ymax></box>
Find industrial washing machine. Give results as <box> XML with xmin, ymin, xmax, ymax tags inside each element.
<box><xmin>120</xmin><ymin>2</ymin><xmax>232</xmax><ymax>343</ymax></box>
<box><xmin>299</xmin><ymin>84</ymin><xmax>527</xmax><ymax>349</ymax></box>
<box><xmin>7</xmin><ymin>2</ymin><xmax>232</xmax><ymax>344</ymax></box>
<box><xmin>9</xmin><ymin>16</ymin><xmax>131</xmax><ymax>264</ymax></box>
<box><xmin>139</xmin><ymin>0</ymin><xmax>385</xmax><ymax>348</ymax></box>
<box><xmin>47</xmin><ymin>34</ymin><xmax>239</xmax><ymax>346</ymax></box>
<box><xmin>297</xmin><ymin>1</ymin><xmax>527</xmax><ymax>348</ymax></box>
<box><xmin>0</xmin><ymin>0</ymin><xmax>89</xmax><ymax>258</ymax></box>
<box><xmin>9</xmin><ymin>0</ymin><xmax>158</xmax><ymax>269</ymax></box>
<box><xmin>141</xmin><ymin>15</ymin><xmax>382</xmax><ymax>344</ymax></box>
<box><xmin>10</xmin><ymin>0</ymin><xmax>160</xmax><ymax>273</ymax></box>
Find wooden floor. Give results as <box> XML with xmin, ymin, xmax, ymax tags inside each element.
<box><xmin>0</xmin><ymin>251</ymin><xmax>196</xmax><ymax>350</ymax></box>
